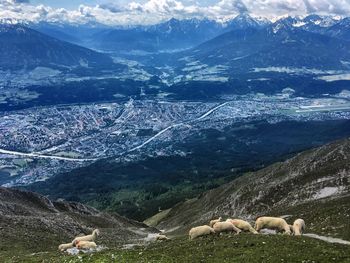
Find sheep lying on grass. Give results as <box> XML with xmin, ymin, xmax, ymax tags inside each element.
<box><xmin>58</xmin><ymin>242</ymin><xmax>74</xmax><ymax>251</ymax></box>
<box><xmin>189</xmin><ymin>225</ymin><xmax>215</xmax><ymax>240</ymax></box>
<box><xmin>59</xmin><ymin>229</ymin><xmax>101</xmax><ymax>253</ymax></box>
<box><xmin>73</xmin><ymin>229</ymin><xmax>100</xmax><ymax>243</ymax></box>
<box><xmin>75</xmin><ymin>240</ymin><xmax>97</xmax><ymax>249</ymax></box>
<box><xmin>255</xmin><ymin>217</ymin><xmax>291</xmax><ymax>235</ymax></box>
<box><xmin>292</xmin><ymin>219</ymin><xmax>305</xmax><ymax>236</ymax></box>
<box><xmin>209</xmin><ymin>217</ymin><xmax>222</xmax><ymax>228</ymax></box>
<box><xmin>213</xmin><ymin>221</ymin><xmax>241</xmax><ymax>235</ymax></box>
<box><xmin>226</xmin><ymin>219</ymin><xmax>258</xmax><ymax>234</ymax></box>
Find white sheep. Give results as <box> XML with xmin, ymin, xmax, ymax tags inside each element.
<box><xmin>292</xmin><ymin>219</ymin><xmax>305</xmax><ymax>236</ymax></box>
<box><xmin>58</xmin><ymin>242</ymin><xmax>74</xmax><ymax>251</ymax></box>
<box><xmin>73</xmin><ymin>229</ymin><xmax>100</xmax><ymax>243</ymax></box>
<box><xmin>213</xmin><ymin>221</ymin><xmax>241</xmax><ymax>235</ymax></box>
<box><xmin>189</xmin><ymin>225</ymin><xmax>215</xmax><ymax>240</ymax></box>
<box><xmin>156</xmin><ymin>234</ymin><xmax>170</xmax><ymax>241</ymax></box>
<box><xmin>75</xmin><ymin>240</ymin><xmax>97</xmax><ymax>249</ymax></box>
<box><xmin>226</xmin><ymin>219</ymin><xmax>258</xmax><ymax>234</ymax></box>
<box><xmin>255</xmin><ymin>217</ymin><xmax>291</xmax><ymax>235</ymax></box>
<box><xmin>209</xmin><ymin>217</ymin><xmax>222</xmax><ymax>228</ymax></box>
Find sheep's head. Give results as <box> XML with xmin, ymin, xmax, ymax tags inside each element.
<box><xmin>73</xmin><ymin>240</ymin><xmax>80</xmax><ymax>247</ymax></box>
<box><xmin>93</xmin><ymin>229</ymin><xmax>100</xmax><ymax>236</ymax></box>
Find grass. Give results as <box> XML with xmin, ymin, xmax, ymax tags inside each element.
<box><xmin>2</xmin><ymin>234</ymin><xmax>350</xmax><ymax>263</ymax></box>
<box><xmin>271</xmin><ymin>196</ymin><xmax>350</xmax><ymax>241</ymax></box>
<box><xmin>144</xmin><ymin>209</ymin><xmax>172</xmax><ymax>227</ymax></box>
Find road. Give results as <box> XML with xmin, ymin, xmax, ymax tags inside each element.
<box><xmin>0</xmin><ymin>149</ymin><xmax>96</xmax><ymax>162</ymax></box>
<box><xmin>0</xmin><ymin>101</ymin><xmax>231</xmax><ymax>160</ymax></box>
<box><xmin>128</xmin><ymin>101</ymin><xmax>230</xmax><ymax>153</ymax></box>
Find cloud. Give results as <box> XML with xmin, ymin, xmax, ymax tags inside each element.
<box><xmin>303</xmin><ymin>0</ymin><xmax>317</xmax><ymax>13</ymax></box>
<box><xmin>10</xmin><ymin>0</ymin><xmax>30</xmax><ymax>3</ymax></box>
<box><xmin>217</xmin><ymin>0</ymin><xmax>248</xmax><ymax>14</ymax></box>
<box><xmin>0</xmin><ymin>0</ymin><xmax>350</xmax><ymax>25</ymax></box>
<box><xmin>98</xmin><ymin>3</ymin><xmax>124</xmax><ymax>13</ymax></box>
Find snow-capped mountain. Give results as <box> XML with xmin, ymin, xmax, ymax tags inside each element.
<box><xmin>326</xmin><ymin>17</ymin><xmax>350</xmax><ymax>41</ymax></box>
<box><xmin>80</xmin><ymin>14</ymin><xmax>271</xmax><ymax>53</ymax></box>
<box><xmin>174</xmin><ymin>17</ymin><xmax>350</xmax><ymax>73</ymax></box>
<box><xmin>89</xmin><ymin>18</ymin><xmax>224</xmax><ymax>52</ymax></box>
<box><xmin>27</xmin><ymin>14</ymin><xmax>347</xmax><ymax>54</ymax></box>
<box><xmin>275</xmin><ymin>15</ymin><xmax>342</xmax><ymax>36</ymax></box>
<box><xmin>225</xmin><ymin>13</ymin><xmax>270</xmax><ymax>30</ymax></box>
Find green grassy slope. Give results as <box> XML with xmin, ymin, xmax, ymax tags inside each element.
<box><xmin>3</xmin><ymin>234</ymin><xmax>350</xmax><ymax>263</ymax></box>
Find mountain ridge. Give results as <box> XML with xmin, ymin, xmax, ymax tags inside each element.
<box><xmin>0</xmin><ymin>23</ymin><xmax>117</xmax><ymax>70</ymax></box>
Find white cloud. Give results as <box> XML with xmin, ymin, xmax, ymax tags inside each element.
<box><xmin>0</xmin><ymin>0</ymin><xmax>350</xmax><ymax>25</ymax></box>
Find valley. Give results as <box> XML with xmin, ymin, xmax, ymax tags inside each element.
<box><xmin>2</xmin><ymin>94</ymin><xmax>350</xmax><ymax>187</ymax></box>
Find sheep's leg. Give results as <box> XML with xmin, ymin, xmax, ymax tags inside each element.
<box><xmin>248</xmin><ymin>226</ymin><xmax>258</xmax><ymax>234</ymax></box>
<box><xmin>255</xmin><ymin>223</ymin><xmax>261</xmax><ymax>232</ymax></box>
<box><xmin>233</xmin><ymin>226</ymin><xmax>242</xmax><ymax>235</ymax></box>
<box><xmin>282</xmin><ymin>227</ymin><xmax>291</xmax><ymax>235</ymax></box>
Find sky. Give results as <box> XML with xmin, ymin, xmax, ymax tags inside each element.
<box><xmin>1</xmin><ymin>0</ymin><xmax>350</xmax><ymax>25</ymax></box>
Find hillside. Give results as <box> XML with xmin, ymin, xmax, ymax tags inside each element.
<box><xmin>0</xmin><ymin>187</ymin><xmax>157</xmax><ymax>260</ymax></box>
<box><xmin>0</xmin><ymin>24</ymin><xmax>115</xmax><ymax>70</ymax></box>
<box><xmin>1</xmin><ymin>139</ymin><xmax>350</xmax><ymax>262</ymax></box>
<box><xmin>152</xmin><ymin>138</ymin><xmax>350</xmax><ymax>240</ymax></box>
<box><xmin>177</xmin><ymin>21</ymin><xmax>350</xmax><ymax>71</ymax></box>
<box><xmin>25</xmin><ymin>120</ymin><xmax>350</xmax><ymax>221</ymax></box>
<box><xmin>7</xmin><ymin>235</ymin><xmax>350</xmax><ymax>263</ymax></box>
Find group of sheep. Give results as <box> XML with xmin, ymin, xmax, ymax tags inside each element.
<box><xmin>58</xmin><ymin>229</ymin><xmax>100</xmax><ymax>252</ymax></box>
<box><xmin>189</xmin><ymin>216</ymin><xmax>305</xmax><ymax>240</ymax></box>
<box><xmin>57</xmin><ymin>217</ymin><xmax>305</xmax><ymax>251</ymax></box>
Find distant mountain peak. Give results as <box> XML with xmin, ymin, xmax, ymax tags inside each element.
<box><xmin>225</xmin><ymin>13</ymin><xmax>263</xmax><ymax>30</ymax></box>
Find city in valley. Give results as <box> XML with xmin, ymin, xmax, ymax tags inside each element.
<box><xmin>1</xmin><ymin>92</ymin><xmax>350</xmax><ymax>186</ymax></box>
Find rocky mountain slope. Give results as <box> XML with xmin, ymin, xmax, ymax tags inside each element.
<box><xmin>153</xmin><ymin>138</ymin><xmax>350</xmax><ymax>240</ymax></box>
<box><xmin>176</xmin><ymin>20</ymin><xmax>350</xmax><ymax>71</ymax></box>
<box><xmin>0</xmin><ymin>24</ymin><xmax>116</xmax><ymax>70</ymax></box>
<box><xmin>0</xmin><ymin>187</ymin><xmax>157</xmax><ymax>256</ymax></box>
<box><xmin>71</xmin><ymin>15</ymin><xmax>269</xmax><ymax>53</ymax></box>
<box><xmin>90</xmin><ymin>18</ymin><xmax>224</xmax><ymax>53</ymax></box>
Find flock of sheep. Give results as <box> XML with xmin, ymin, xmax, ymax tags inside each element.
<box><xmin>58</xmin><ymin>229</ymin><xmax>169</xmax><ymax>252</ymax></box>
<box><xmin>189</xmin><ymin>216</ymin><xmax>306</xmax><ymax>240</ymax></box>
<box><xmin>58</xmin><ymin>216</ymin><xmax>305</xmax><ymax>252</ymax></box>
<box><xmin>58</xmin><ymin>229</ymin><xmax>100</xmax><ymax>252</ymax></box>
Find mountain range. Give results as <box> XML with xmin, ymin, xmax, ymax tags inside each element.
<box><xmin>1</xmin><ymin>14</ymin><xmax>350</xmax><ymax>80</ymax></box>
<box><xmin>29</xmin><ymin>15</ymin><xmax>270</xmax><ymax>53</ymax></box>
<box><xmin>172</xmin><ymin>18</ymin><xmax>350</xmax><ymax>72</ymax></box>
<box><xmin>27</xmin><ymin>14</ymin><xmax>348</xmax><ymax>54</ymax></box>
